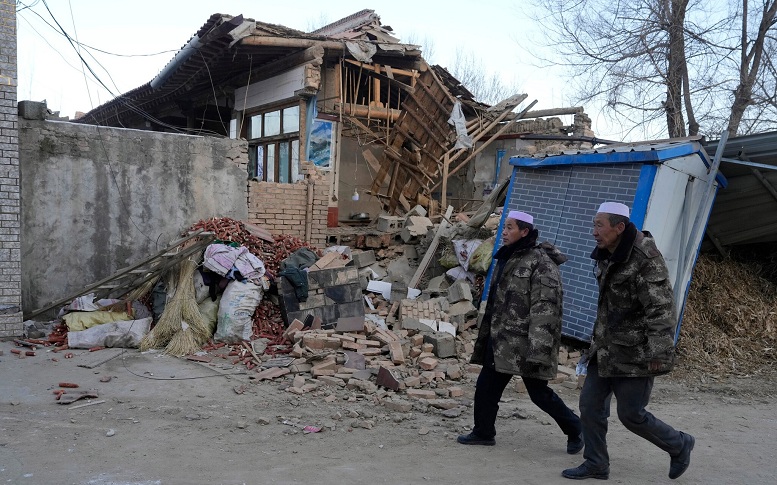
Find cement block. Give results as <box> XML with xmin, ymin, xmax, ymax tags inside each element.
<box><xmin>405</xmin><ymin>204</ymin><xmax>428</xmax><ymax>218</ymax></box>
<box><xmin>18</xmin><ymin>101</ymin><xmax>47</xmax><ymax>120</ymax></box>
<box><xmin>447</xmin><ymin>280</ymin><xmax>473</xmax><ymax>304</ymax></box>
<box><xmin>377</xmin><ymin>215</ymin><xmax>404</xmax><ymax>232</ymax></box>
<box><xmin>351</xmin><ymin>250</ymin><xmax>377</xmax><ymax>268</ymax></box>
<box><xmin>423</xmin><ymin>332</ymin><xmax>456</xmax><ymax>358</ymax></box>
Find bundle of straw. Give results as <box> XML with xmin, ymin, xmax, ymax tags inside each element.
<box><xmin>161</xmin><ymin>259</ymin><xmax>211</xmax><ymax>356</ymax></box>
<box><xmin>165</xmin><ymin>320</ymin><xmax>201</xmax><ymax>357</ymax></box>
<box><xmin>177</xmin><ymin>259</ymin><xmax>211</xmax><ymax>343</ymax></box>
<box><xmin>140</xmin><ymin>265</ymin><xmax>183</xmax><ymax>351</ymax></box>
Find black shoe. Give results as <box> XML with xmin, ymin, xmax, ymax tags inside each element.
<box><xmin>562</xmin><ymin>463</ymin><xmax>609</xmax><ymax>480</ymax></box>
<box><xmin>567</xmin><ymin>434</ymin><xmax>584</xmax><ymax>454</ymax></box>
<box><xmin>668</xmin><ymin>432</ymin><xmax>695</xmax><ymax>479</ymax></box>
<box><xmin>456</xmin><ymin>432</ymin><xmax>495</xmax><ymax>446</ymax></box>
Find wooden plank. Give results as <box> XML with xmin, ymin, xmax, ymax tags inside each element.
<box><xmin>409</xmin><ymin>206</ymin><xmax>454</xmax><ymax>288</ymax></box>
<box><xmin>414</xmin><ymin>74</ymin><xmax>453</xmax><ymax>115</ymax></box>
<box><xmin>25</xmin><ymin>231</ymin><xmax>214</xmax><ymax>320</ymax></box>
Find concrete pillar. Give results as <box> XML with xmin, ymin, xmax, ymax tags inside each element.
<box><xmin>0</xmin><ymin>0</ymin><xmax>22</xmax><ymax>336</ymax></box>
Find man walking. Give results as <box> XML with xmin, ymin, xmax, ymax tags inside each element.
<box><xmin>562</xmin><ymin>202</ymin><xmax>695</xmax><ymax>480</ymax></box>
<box><xmin>458</xmin><ymin>210</ymin><xmax>583</xmax><ymax>454</ymax></box>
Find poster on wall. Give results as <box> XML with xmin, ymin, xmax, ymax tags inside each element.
<box><xmin>309</xmin><ymin>119</ymin><xmax>334</xmax><ymax>168</ymax></box>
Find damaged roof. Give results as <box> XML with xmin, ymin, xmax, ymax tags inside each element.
<box><xmin>76</xmin><ymin>11</ymin><xmax>422</xmax><ymax>128</ymax></box>
<box><xmin>703</xmin><ymin>131</ymin><xmax>777</xmax><ymax>248</ymax></box>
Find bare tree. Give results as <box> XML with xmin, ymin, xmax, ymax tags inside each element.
<box><xmin>448</xmin><ymin>48</ymin><xmax>520</xmax><ymax>105</ymax></box>
<box><xmin>532</xmin><ymin>0</ymin><xmax>777</xmax><ymax>138</ymax></box>
<box><xmin>405</xmin><ymin>32</ymin><xmax>436</xmax><ymax>64</ymax></box>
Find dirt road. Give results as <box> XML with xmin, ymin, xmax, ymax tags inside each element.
<box><xmin>1</xmin><ymin>343</ymin><xmax>774</xmax><ymax>485</ymax></box>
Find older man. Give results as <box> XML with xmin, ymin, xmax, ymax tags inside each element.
<box><xmin>458</xmin><ymin>210</ymin><xmax>583</xmax><ymax>454</ymax></box>
<box><xmin>562</xmin><ymin>202</ymin><xmax>695</xmax><ymax>480</ymax></box>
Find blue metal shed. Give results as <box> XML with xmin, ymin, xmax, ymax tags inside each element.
<box><xmin>486</xmin><ymin>139</ymin><xmax>727</xmax><ymax>342</ymax></box>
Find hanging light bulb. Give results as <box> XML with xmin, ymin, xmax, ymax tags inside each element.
<box><xmin>352</xmin><ymin>188</ymin><xmax>360</xmax><ymax>201</ymax></box>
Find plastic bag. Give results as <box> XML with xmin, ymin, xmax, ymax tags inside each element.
<box><xmin>198</xmin><ymin>295</ymin><xmax>221</xmax><ymax>336</ymax></box>
<box><xmin>452</xmin><ymin>239</ymin><xmax>483</xmax><ymax>271</ymax></box>
<box><xmin>438</xmin><ymin>244</ymin><xmax>460</xmax><ymax>269</ymax></box>
<box><xmin>214</xmin><ymin>281</ymin><xmax>262</xmax><ymax>343</ymax></box>
<box><xmin>469</xmin><ymin>238</ymin><xmax>495</xmax><ymax>275</ymax></box>
<box><xmin>67</xmin><ymin>317</ymin><xmax>151</xmax><ymax>349</ymax></box>
<box><xmin>63</xmin><ymin>310</ymin><xmax>133</xmax><ymax>332</ymax></box>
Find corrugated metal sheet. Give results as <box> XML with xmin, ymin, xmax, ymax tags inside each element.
<box><xmin>703</xmin><ymin>131</ymin><xmax>777</xmax><ymax>247</ymax></box>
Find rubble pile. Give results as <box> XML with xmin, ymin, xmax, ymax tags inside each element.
<box><xmin>17</xmin><ymin>210</ymin><xmax>587</xmax><ymax>416</ymax></box>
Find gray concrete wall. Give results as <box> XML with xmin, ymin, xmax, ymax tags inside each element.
<box><xmin>19</xmin><ymin>118</ymin><xmax>249</xmax><ymax>314</ymax></box>
<box><xmin>0</xmin><ymin>0</ymin><xmax>22</xmax><ymax>336</ymax></box>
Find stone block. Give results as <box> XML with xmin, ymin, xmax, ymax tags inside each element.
<box><xmin>406</xmin><ymin>389</ymin><xmax>436</xmax><ymax>400</ymax></box>
<box><xmin>18</xmin><ymin>101</ymin><xmax>47</xmax><ymax>120</ymax></box>
<box><xmin>389</xmin><ymin>340</ymin><xmax>405</xmax><ymax>364</ymax></box>
<box><xmin>423</xmin><ymin>332</ymin><xmax>456</xmax><ymax>358</ymax></box>
<box><xmin>376</xmin><ymin>366</ymin><xmax>400</xmax><ymax>391</ymax></box>
<box><xmin>419</xmin><ymin>356</ymin><xmax>438</xmax><ymax>370</ymax></box>
<box><xmin>318</xmin><ymin>375</ymin><xmax>346</xmax><ymax>387</ymax></box>
<box><xmin>449</xmin><ymin>386</ymin><xmax>464</xmax><ymax>398</ymax></box>
<box><xmin>425</xmin><ymin>275</ymin><xmax>450</xmax><ymax>296</ymax></box>
<box><xmin>447</xmin><ymin>280</ymin><xmax>473</xmax><ymax>304</ymax></box>
<box><xmin>446</xmin><ymin>364</ymin><xmax>462</xmax><ymax>380</ymax></box>
<box><xmin>405</xmin><ymin>205</ymin><xmax>427</xmax><ymax>218</ymax></box>
<box><xmin>377</xmin><ymin>215</ymin><xmax>404</xmax><ymax>232</ymax></box>
<box><xmin>404</xmin><ymin>376</ymin><xmax>421</xmax><ymax>388</ymax></box>
<box><xmin>448</xmin><ymin>300</ymin><xmax>478</xmax><ymax>319</ymax></box>
<box><xmin>336</xmin><ymin>316</ymin><xmax>365</xmax><ymax>333</ymax></box>
<box><xmin>283</xmin><ymin>319</ymin><xmax>304</xmax><ymax>342</ymax></box>
<box><xmin>351</xmin><ymin>250</ymin><xmax>377</xmax><ymax>268</ymax></box>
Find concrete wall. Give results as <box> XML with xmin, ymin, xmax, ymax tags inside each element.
<box><xmin>19</xmin><ymin>118</ymin><xmax>249</xmax><ymax>314</ymax></box>
<box><xmin>0</xmin><ymin>0</ymin><xmax>22</xmax><ymax>336</ymax></box>
<box><xmin>247</xmin><ymin>171</ymin><xmax>328</xmax><ymax>248</ymax></box>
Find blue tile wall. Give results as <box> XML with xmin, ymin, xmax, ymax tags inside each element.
<box><xmin>505</xmin><ymin>163</ymin><xmax>643</xmax><ymax>341</ymax></box>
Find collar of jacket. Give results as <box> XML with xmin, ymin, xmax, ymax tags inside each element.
<box><xmin>494</xmin><ymin>229</ymin><xmax>538</xmax><ymax>260</ymax></box>
<box><xmin>590</xmin><ymin>222</ymin><xmax>638</xmax><ymax>263</ymax></box>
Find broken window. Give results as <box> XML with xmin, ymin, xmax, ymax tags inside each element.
<box><xmin>247</xmin><ymin>104</ymin><xmax>301</xmax><ymax>183</ymax></box>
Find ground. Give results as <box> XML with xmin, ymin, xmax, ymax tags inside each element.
<box><xmin>1</xmin><ymin>343</ymin><xmax>775</xmax><ymax>485</ymax></box>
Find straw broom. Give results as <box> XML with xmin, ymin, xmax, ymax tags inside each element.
<box><xmin>140</xmin><ymin>265</ymin><xmax>183</xmax><ymax>351</ymax></box>
<box><xmin>162</xmin><ymin>259</ymin><xmax>211</xmax><ymax>356</ymax></box>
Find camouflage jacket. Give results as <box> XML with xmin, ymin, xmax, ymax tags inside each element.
<box><xmin>472</xmin><ymin>232</ymin><xmax>565</xmax><ymax>380</ymax></box>
<box><xmin>590</xmin><ymin>223</ymin><xmax>676</xmax><ymax>377</ymax></box>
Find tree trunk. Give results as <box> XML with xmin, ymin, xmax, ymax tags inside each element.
<box><xmin>665</xmin><ymin>0</ymin><xmax>689</xmax><ymax>137</ymax></box>
<box><xmin>727</xmin><ymin>1</ymin><xmax>777</xmax><ymax>137</ymax></box>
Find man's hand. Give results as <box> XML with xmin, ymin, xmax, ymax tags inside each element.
<box><xmin>648</xmin><ymin>360</ymin><xmax>662</xmax><ymax>371</ymax></box>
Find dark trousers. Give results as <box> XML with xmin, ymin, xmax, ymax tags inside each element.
<box><xmin>579</xmin><ymin>359</ymin><xmax>685</xmax><ymax>470</ymax></box>
<box><xmin>472</xmin><ymin>363</ymin><xmax>582</xmax><ymax>440</ymax></box>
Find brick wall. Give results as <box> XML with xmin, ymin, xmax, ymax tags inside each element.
<box><xmin>0</xmin><ymin>0</ymin><xmax>21</xmax><ymax>337</ymax></box>
<box><xmin>505</xmin><ymin>163</ymin><xmax>642</xmax><ymax>341</ymax></box>
<box><xmin>247</xmin><ymin>172</ymin><xmax>329</xmax><ymax>248</ymax></box>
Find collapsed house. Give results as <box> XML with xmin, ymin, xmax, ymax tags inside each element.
<box><xmin>18</xmin><ymin>9</ymin><xmax>600</xmax><ymax>321</ymax></box>
<box><xmin>74</xmin><ymin>10</ymin><xmax>598</xmax><ymax>223</ymax></box>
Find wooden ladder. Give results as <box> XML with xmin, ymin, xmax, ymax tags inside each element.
<box><xmin>25</xmin><ymin>229</ymin><xmax>216</xmax><ymax>320</ymax></box>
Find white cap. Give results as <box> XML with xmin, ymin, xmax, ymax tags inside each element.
<box><xmin>597</xmin><ymin>202</ymin><xmax>630</xmax><ymax>218</ymax></box>
<box><xmin>507</xmin><ymin>210</ymin><xmax>534</xmax><ymax>224</ymax></box>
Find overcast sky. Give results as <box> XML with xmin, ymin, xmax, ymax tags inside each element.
<box><xmin>16</xmin><ymin>0</ymin><xmax>633</xmax><ymax>140</ymax></box>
